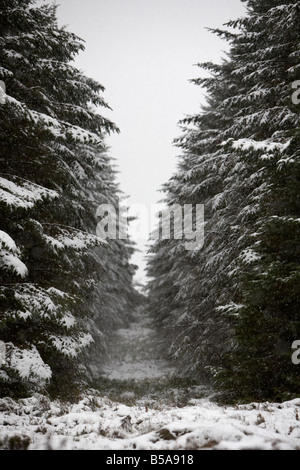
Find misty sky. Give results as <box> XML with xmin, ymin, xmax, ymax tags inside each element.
<box><xmin>55</xmin><ymin>0</ymin><xmax>246</xmax><ymax>285</ymax></box>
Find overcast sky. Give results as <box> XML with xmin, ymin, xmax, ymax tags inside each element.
<box><xmin>55</xmin><ymin>0</ymin><xmax>246</xmax><ymax>285</ymax></box>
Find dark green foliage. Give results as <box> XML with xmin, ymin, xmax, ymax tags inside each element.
<box><xmin>0</xmin><ymin>0</ymin><xmax>139</xmax><ymax>397</ymax></box>
<box><xmin>147</xmin><ymin>0</ymin><xmax>300</xmax><ymax>401</ymax></box>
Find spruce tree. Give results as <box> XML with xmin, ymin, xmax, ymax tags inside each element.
<box><xmin>147</xmin><ymin>57</ymin><xmax>245</xmax><ymax>380</ymax></box>
<box><xmin>0</xmin><ymin>0</ymin><xmax>138</xmax><ymax>397</ymax></box>
<box><xmin>147</xmin><ymin>0</ymin><xmax>300</xmax><ymax>400</ymax></box>
<box><xmin>216</xmin><ymin>0</ymin><xmax>300</xmax><ymax>401</ymax></box>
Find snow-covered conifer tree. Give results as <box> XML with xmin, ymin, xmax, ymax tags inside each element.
<box><xmin>0</xmin><ymin>0</ymin><xmax>138</xmax><ymax>397</ymax></box>
<box><xmin>147</xmin><ymin>0</ymin><xmax>300</xmax><ymax>400</ymax></box>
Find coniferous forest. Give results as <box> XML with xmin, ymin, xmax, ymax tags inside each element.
<box><xmin>0</xmin><ymin>0</ymin><xmax>299</xmax><ymax>452</ymax></box>
<box><xmin>147</xmin><ymin>0</ymin><xmax>300</xmax><ymax>403</ymax></box>
<box><xmin>0</xmin><ymin>0</ymin><xmax>140</xmax><ymax>398</ymax></box>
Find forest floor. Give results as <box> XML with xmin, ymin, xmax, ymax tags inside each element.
<box><xmin>100</xmin><ymin>306</ymin><xmax>176</xmax><ymax>382</ymax></box>
<box><xmin>0</xmin><ymin>308</ymin><xmax>300</xmax><ymax>450</ymax></box>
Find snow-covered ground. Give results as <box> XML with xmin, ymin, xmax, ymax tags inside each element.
<box><xmin>0</xmin><ymin>393</ymin><xmax>299</xmax><ymax>450</ymax></box>
<box><xmin>100</xmin><ymin>308</ymin><xmax>175</xmax><ymax>381</ymax></box>
<box><xmin>0</xmin><ymin>309</ymin><xmax>299</xmax><ymax>450</ymax></box>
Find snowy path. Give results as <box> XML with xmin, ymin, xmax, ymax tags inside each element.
<box><xmin>100</xmin><ymin>307</ymin><xmax>175</xmax><ymax>381</ymax></box>
<box><xmin>0</xmin><ymin>309</ymin><xmax>299</xmax><ymax>450</ymax></box>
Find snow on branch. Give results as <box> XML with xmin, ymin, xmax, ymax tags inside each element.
<box><xmin>42</xmin><ymin>224</ymin><xmax>107</xmax><ymax>252</ymax></box>
<box><xmin>0</xmin><ymin>176</ymin><xmax>59</xmax><ymax>210</ymax></box>
<box><xmin>222</xmin><ymin>138</ymin><xmax>291</xmax><ymax>155</ymax></box>
<box><xmin>6</xmin><ymin>343</ymin><xmax>52</xmax><ymax>385</ymax></box>
<box><xmin>5</xmin><ymin>95</ymin><xmax>105</xmax><ymax>146</ymax></box>
<box><xmin>1</xmin><ymin>284</ymin><xmax>77</xmax><ymax>323</ymax></box>
<box><xmin>49</xmin><ymin>333</ymin><xmax>94</xmax><ymax>358</ymax></box>
<box><xmin>239</xmin><ymin>248</ymin><xmax>261</xmax><ymax>265</ymax></box>
<box><xmin>216</xmin><ymin>302</ymin><xmax>244</xmax><ymax>317</ymax></box>
<box><xmin>0</xmin><ymin>230</ymin><xmax>28</xmax><ymax>278</ymax></box>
